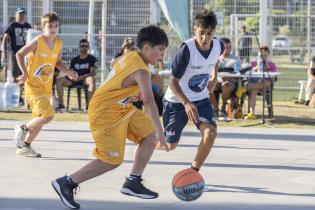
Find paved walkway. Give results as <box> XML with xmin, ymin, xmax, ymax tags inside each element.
<box><xmin>0</xmin><ymin>119</ymin><xmax>315</xmax><ymax>210</ymax></box>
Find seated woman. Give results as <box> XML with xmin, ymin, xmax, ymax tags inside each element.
<box><xmin>110</xmin><ymin>37</ymin><xmax>135</xmax><ymax>68</ymax></box>
<box><xmin>305</xmin><ymin>57</ymin><xmax>315</xmax><ymax>106</ymax></box>
<box><xmin>245</xmin><ymin>45</ymin><xmax>277</xmax><ymax>120</ymax></box>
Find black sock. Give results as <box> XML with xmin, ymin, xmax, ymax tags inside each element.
<box><xmin>23</xmin><ymin>142</ymin><xmax>31</xmax><ymax>148</ymax></box>
<box><xmin>65</xmin><ymin>176</ymin><xmax>75</xmax><ymax>184</ymax></box>
<box><xmin>20</xmin><ymin>124</ymin><xmax>29</xmax><ymax>131</ymax></box>
<box><xmin>128</xmin><ymin>174</ymin><xmax>141</xmax><ymax>181</ymax></box>
<box><xmin>191</xmin><ymin>166</ymin><xmax>200</xmax><ymax>172</ymax></box>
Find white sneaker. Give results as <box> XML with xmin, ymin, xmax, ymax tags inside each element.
<box><xmin>14</xmin><ymin>124</ymin><xmax>28</xmax><ymax>148</ymax></box>
<box><xmin>16</xmin><ymin>146</ymin><xmax>42</xmax><ymax>158</ymax></box>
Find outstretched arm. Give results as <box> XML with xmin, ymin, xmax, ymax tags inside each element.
<box><xmin>15</xmin><ymin>38</ymin><xmax>38</xmax><ymax>85</ymax></box>
<box><xmin>208</xmin><ymin>62</ymin><xmax>219</xmax><ymax>93</ymax></box>
<box><xmin>56</xmin><ymin>43</ymin><xmax>78</xmax><ymax>81</ymax></box>
<box><xmin>133</xmin><ymin>69</ymin><xmax>169</xmax><ymax>151</ymax></box>
<box><xmin>169</xmin><ymin>76</ymin><xmax>199</xmax><ymax>123</ymax></box>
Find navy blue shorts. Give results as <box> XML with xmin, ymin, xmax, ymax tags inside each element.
<box><xmin>163</xmin><ymin>98</ymin><xmax>217</xmax><ymax>143</ymax></box>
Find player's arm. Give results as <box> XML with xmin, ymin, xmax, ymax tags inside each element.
<box><xmin>169</xmin><ymin>76</ymin><xmax>199</xmax><ymax>123</ymax></box>
<box><xmin>110</xmin><ymin>57</ymin><xmax>119</xmax><ymax>69</ymax></box>
<box><xmin>208</xmin><ymin>62</ymin><xmax>219</xmax><ymax>93</ymax></box>
<box><xmin>169</xmin><ymin>44</ymin><xmax>199</xmax><ymax>123</ymax></box>
<box><xmin>15</xmin><ymin>38</ymin><xmax>38</xmax><ymax>85</ymax></box>
<box><xmin>56</xmin><ymin>43</ymin><xmax>78</xmax><ymax>80</ymax></box>
<box><xmin>133</xmin><ymin>69</ymin><xmax>169</xmax><ymax>151</ymax></box>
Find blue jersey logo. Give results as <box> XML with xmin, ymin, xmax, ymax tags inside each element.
<box><xmin>188</xmin><ymin>74</ymin><xmax>209</xmax><ymax>92</ymax></box>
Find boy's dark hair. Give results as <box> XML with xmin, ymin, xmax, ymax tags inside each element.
<box><xmin>311</xmin><ymin>56</ymin><xmax>315</xmax><ymax>63</ymax></box>
<box><xmin>194</xmin><ymin>10</ymin><xmax>217</xmax><ymax>29</ymax></box>
<box><xmin>220</xmin><ymin>37</ymin><xmax>231</xmax><ymax>44</ymax></box>
<box><xmin>41</xmin><ymin>12</ymin><xmax>60</xmax><ymax>28</ymax></box>
<box><xmin>137</xmin><ymin>25</ymin><xmax>168</xmax><ymax>49</ymax></box>
<box><xmin>79</xmin><ymin>39</ymin><xmax>89</xmax><ymax>45</ymax></box>
<box><xmin>260</xmin><ymin>45</ymin><xmax>270</xmax><ymax>54</ymax></box>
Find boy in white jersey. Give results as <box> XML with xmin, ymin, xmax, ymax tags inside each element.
<box><xmin>160</xmin><ymin>10</ymin><xmax>224</xmax><ymax>172</ymax></box>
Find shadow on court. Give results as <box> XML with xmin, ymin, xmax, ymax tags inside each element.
<box><xmin>205</xmin><ymin>185</ymin><xmax>315</xmax><ymax>197</ymax></box>
<box><xmin>1</xmin><ymin>197</ymin><xmax>314</xmax><ymax>210</ymax></box>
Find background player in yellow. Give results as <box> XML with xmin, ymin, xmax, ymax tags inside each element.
<box><xmin>52</xmin><ymin>25</ymin><xmax>169</xmax><ymax>209</ymax></box>
<box><xmin>14</xmin><ymin>12</ymin><xmax>78</xmax><ymax>157</ymax></box>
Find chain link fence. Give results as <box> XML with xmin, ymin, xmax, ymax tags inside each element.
<box><xmin>1</xmin><ymin>0</ymin><xmax>314</xmax><ymax>101</ymax></box>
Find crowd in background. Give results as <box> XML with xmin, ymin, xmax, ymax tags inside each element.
<box><xmin>0</xmin><ymin>8</ymin><xmax>314</xmax><ymax>116</ymax></box>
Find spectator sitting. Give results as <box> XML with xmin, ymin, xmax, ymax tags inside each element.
<box><xmin>56</xmin><ymin>39</ymin><xmax>97</xmax><ymax>111</ymax></box>
<box><xmin>304</xmin><ymin>57</ymin><xmax>315</xmax><ymax>106</ymax></box>
<box><xmin>110</xmin><ymin>37</ymin><xmax>135</xmax><ymax>68</ymax></box>
<box><xmin>210</xmin><ymin>37</ymin><xmax>241</xmax><ymax>117</ymax></box>
<box><xmin>52</xmin><ymin>67</ymin><xmax>60</xmax><ymax>96</ymax></box>
<box><xmin>245</xmin><ymin>45</ymin><xmax>277</xmax><ymax>120</ymax></box>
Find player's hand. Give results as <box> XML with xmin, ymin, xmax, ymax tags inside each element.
<box><xmin>67</xmin><ymin>70</ymin><xmax>78</xmax><ymax>81</ymax></box>
<box><xmin>156</xmin><ymin>132</ymin><xmax>169</xmax><ymax>152</ymax></box>
<box><xmin>17</xmin><ymin>73</ymin><xmax>28</xmax><ymax>85</ymax></box>
<box><xmin>184</xmin><ymin>102</ymin><xmax>199</xmax><ymax>123</ymax></box>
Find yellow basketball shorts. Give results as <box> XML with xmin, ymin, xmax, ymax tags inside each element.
<box><xmin>26</xmin><ymin>95</ymin><xmax>54</xmax><ymax>118</ymax></box>
<box><xmin>89</xmin><ymin>108</ymin><xmax>155</xmax><ymax>165</ymax></box>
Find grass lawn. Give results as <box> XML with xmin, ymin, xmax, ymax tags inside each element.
<box><xmin>0</xmin><ymin>101</ymin><xmax>314</xmax><ymax>129</ymax></box>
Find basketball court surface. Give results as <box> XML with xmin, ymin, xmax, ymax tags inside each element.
<box><xmin>0</xmin><ymin>119</ymin><xmax>314</xmax><ymax>210</ymax></box>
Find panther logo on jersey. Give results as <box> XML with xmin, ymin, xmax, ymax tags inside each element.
<box><xmin>33</xmin><ymin>63</ymin><xmax>54</xmax><ymax>84</ymax></box>
<box><xmin>188</xmin><ymin>74</ymin><xmax>209</xmax><ymax>92</ymax></box>
<box><xmin>118</xmin><ymin>95</ymin><xmax>142</xmax><ymax>105</ymax></box>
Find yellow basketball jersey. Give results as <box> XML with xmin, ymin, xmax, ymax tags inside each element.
<box><xmin>89</xmin><ymin>51</ymin><xmax>150</xmax><ymax>124</ymax></box>
<box><xmin>25</xmin><ymin>35</ymin><xmax>62</xmax><ymax>96</ymax></box>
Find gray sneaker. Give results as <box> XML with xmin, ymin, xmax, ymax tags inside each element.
<box><xmin>14</xmin><ymin>124</ymin><xmax>28</xmax><ymax>148</ymax></box>
<box><xmin>16</xmin><ymin>146</ymin><xmax>42</xmax><ymax>158</ymax></box>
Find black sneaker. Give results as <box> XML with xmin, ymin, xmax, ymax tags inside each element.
<box><xmin>219</xmin><ymin>110</ymin><xmax>227</xmax><ymax>117</ymax></box>
<box><xmin>56</xmin><ymin>104</ymin><xmax>66</xmax><ymax>112</ymax></box>
<box><xmin>52</xmin><ymin>176</ymin><xmax>80</xmax><ymax>209</ymax></box>
<box><xmin>120</xmin><ymin>178</ymin><xmax>158</xmax><ymax>199</ymax></box>
<box><xmin>19</xmin><ymin>98</ymin><xmax>25</xmax><ymax>106</ymax></box>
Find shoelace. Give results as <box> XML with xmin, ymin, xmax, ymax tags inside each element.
<box><xmin>73</xmin><ymin>185</ymin><xmax>80</xmax><ymax>195</ymax></box>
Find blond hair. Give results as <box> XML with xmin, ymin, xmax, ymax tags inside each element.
<box><xmin>41</xmin><ymin>12</ymin><xmax>60</xmax><ymax>28</ymax></box>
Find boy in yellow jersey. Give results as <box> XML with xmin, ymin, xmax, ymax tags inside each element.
<box><xmin>52</xmin><ymin>25</ymin><xmax>169</xmax><ymax>209</ymax></box>
<box><xmin>14</xmin><ymin>12</ymin><xmax>78</xmax><ymax>157</ymax></box>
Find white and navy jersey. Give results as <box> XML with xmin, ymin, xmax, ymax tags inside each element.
<box><xmin>164</xmin><ymin>37</ymin><xmax>224</xmax><ymax>103</ymax></box>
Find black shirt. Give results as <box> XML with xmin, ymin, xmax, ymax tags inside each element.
<box><xmin>70</xmin><ymin>55</ymin><xmax>97</xmax><ymax>76</ymax></box>
<box><xmin>5</xmin><ymin>21</ymin><xmax>31</xmax><ymax>54</ymax></box>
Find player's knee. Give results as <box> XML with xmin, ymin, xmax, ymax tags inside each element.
<box><xmin>108</xmin><ymin>162</ymin><xmax>121</xmax><ymax>170</ymax></box>
<box><xmin>203</xmin><ymin>127</ymin><xmax>217</xmax><ymax>141</ymax></box>
<box><xmin>144</xmin><ymin>133</ymin><xmax>158</xmax><ymax>146</ymax></box>
<box><xmin>169</xmin><ymin>143</ymin><xmax>178</xmax><ymax>150</ymax></box>
<box><xmin>44</xmin><ymin>116</ymin><xmax>54</xmax><ymax>124</ymax></box>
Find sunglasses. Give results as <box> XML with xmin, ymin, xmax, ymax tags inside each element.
<box><xmin>80</xmin><ymin>45</ymin><xmax>89</xmax><ymax>48</ymax></box>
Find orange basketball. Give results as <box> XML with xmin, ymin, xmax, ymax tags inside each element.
<box><xmin>172</xmin><ymin>168</ymin><xmax>205</xmax><ymax>201</ymax></box>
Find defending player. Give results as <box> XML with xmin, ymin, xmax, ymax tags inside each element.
<box><xmin>160</xmin><ymin>10</ymin><xmax>224</xmax><ymax>172</ymax></box>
